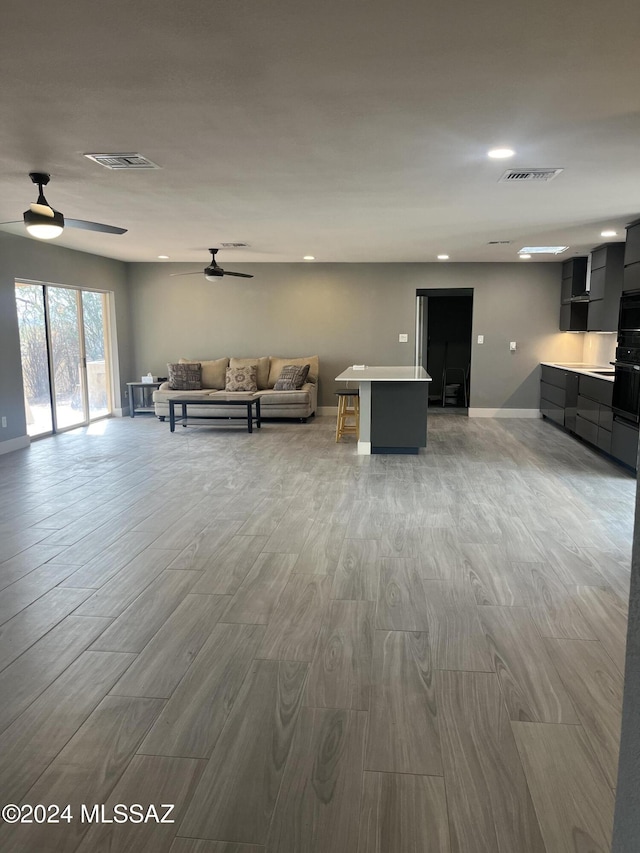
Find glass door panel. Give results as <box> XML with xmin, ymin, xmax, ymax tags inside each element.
<box><xmin>47</xmin><ymin>286</ymin><xmax>87</xmax><ymax>430</ymax></box>
<box><xmin>82</xmin><ymin>291</ymin><xmax>111</xmax><ymax>419</ymax></box>
<box><xmin>15</xmin><ymin>283</ymin><xmax>53</xmax><ymax>437</ymax></box>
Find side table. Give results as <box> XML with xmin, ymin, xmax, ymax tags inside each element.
<box><xmin>127</xmin><ymin>381</ymin><xmax>162</xmax><ymax>417</ymax></box>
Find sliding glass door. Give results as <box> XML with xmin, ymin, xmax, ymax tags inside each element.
<box><xmin>15</xmin><ymin>281</ymin><xmax>112</xmax><ymax>436</ymax></box>
<box><xmin>15</xmin><ymin>284</ymin><xmax>54</xmax><ymax>437</ymax></box>
<box><xmin>82</xmin><ymin>291</ymin><xmax>111</xmax><ymax>420</ymax></box>
<box><xmin>48</xmin><ymin>285</ymin><xmax>86</xmax><ymax>430</ymax></box>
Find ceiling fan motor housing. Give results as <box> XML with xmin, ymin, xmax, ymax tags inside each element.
<box><xmin>205</xmin><ymin>267</ymin><xmax>224</xmax><ymax>280</ymax></box>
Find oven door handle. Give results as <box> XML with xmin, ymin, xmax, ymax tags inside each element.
<box><xmin>613</xmin><ymin>362</ymin><xmax>640</xmax><ymax>371</ymax></box>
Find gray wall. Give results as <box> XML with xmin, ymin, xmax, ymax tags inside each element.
<box><xmin>128</xmin><ymin>261</ymin><xmax>583</xmax><ymax>408</ymax></box>
<box><xmin>0</xmin><ymin>233</ymin><xmax>131</xmax><ymax>449</ymax></box>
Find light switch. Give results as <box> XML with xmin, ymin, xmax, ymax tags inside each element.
<box><xmin>510</xmin><ymin>341</ymin><xmax>517</xmax><ymax>351</ymax></box>
<box><xmin>477</xmin><ymin>335</ymin><xmax>484</xmax><ymax>344</ymax></box>
<box><xmin>398</xmin><ymin>333</ymin><xmax>408</xmax><ymax>343</ymax></box>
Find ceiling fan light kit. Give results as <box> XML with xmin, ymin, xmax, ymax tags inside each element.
<box><xmin>23</xmin><ymin>206</ymin><xmax>64</xmax><ymax>239</ymax></box>
<box><xmin>0</xmin><ymin>172</ymin><xmax>128</xmax><ymax>240</ymax></box>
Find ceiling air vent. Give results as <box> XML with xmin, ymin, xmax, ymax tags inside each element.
<box><xmin>499</xmin><ymin>168</ymin><xmax>563</xmax><ymax>183</ymax></box>
<box><xmin>83</xmin><ymin>153</ymin><xmax>160</xmax><ymax>169</ymax></box>
<box><xmin>219</xmin><ymin>242</ymin><xmax>250</xmax><ymax>248</ymax></box>
<box><xmin>487</xmin><ymin>240</ymin><xmax>511</xmax><ymax>245</ymax></box>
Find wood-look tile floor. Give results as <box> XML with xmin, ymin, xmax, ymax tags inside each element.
<box><xmin>0</xmin><ymin>414</ymin><xmax>633</xmax><ymax>852</ymax></box>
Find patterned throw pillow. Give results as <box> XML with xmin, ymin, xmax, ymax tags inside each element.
<box><xmin>225</xmin><ymin>365</ymin><xmax>258</xmax><ymax>392</ymax></box>
<box><xmin>167</xmin><ymin>362</ymin><xmax>202</xmax><ymax>390</ymax></box>
<box><xmin>273</xmin><ymin>363</ymin><xmax>310</xmax><ymax>390</ymax></box>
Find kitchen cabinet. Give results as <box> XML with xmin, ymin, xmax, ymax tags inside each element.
<box><xmin>623</xmin><ymin>218</ymin><xmax>640</xmax><ymax>293</ymax></box>
<box><xmin>611</xmin><ymin>419</ymin><xmax>639</xmax><ymax>470</ymax></box>
<box><xmin>561</xmin><ymin>258</ymin><xmax>588</xmax><ymax>300</ymax></box>
<box><xmin>560</xmin><ymin>257</ymin><xmax>588</xmax><ymax>331</ymax></box>
<box><xmin>540</xmin><ymin>366</ymin><xmax>579</xmax><ymax>428</ymax></box>
<box><xmin>575</xmin><ymin>374</ymin><xmax>613</xmax><ymax>454</ymax></box>
<box><xmin>540</xmin><ymin>366</ymin><xmax>635</xmax><ymax>469</ymax></box>
<box><xmin>587</xmin><ymin>242</ymin><xmax>625</xmax><ymax>331</ymax></box>
<box><xmin>540</xmin><ymin>366</ymin><xmax>567</xmax><ymax>426</ymax></box>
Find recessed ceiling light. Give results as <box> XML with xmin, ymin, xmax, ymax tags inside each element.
<box><xmin>519</xmin><ymin>246</ymin><xmax>568</xmax><ymax>255</ymax></box>
<box><xmin>488</xmin><ymin>148</ymin><xmax>515</xmax><ymax>159</ymax></box>
<box><xmin>519</xmin><ymin>254</ymin><xmax>532</xmax><ymax>259</ymax></box>
<box><xmin>437</xmin><ymin>254</ymin><xmax>450</xmax><ymax>260</ymax></box>
<box><xmin>303</xmin><ymin>255</ymin><xmax>315</xmax><ymax>261</ymax></box>
<box><xmin>600</xmin><ymin>230</ymin><xmax>617</xmax><ymax>237</ymax></box>
<box><xmin>157</xmin><ymin>255</ymin><xmax>169</xmax><ymax>259</ymax></box>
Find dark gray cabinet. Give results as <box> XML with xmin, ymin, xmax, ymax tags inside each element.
<box><xmin>540</xmin><ymin>367</ymin><xmax>635</xmax><ymax>467</ymax></box>
<box><xmin>540</xmin><ymin>366</ymin><xmax>567</xmax><ymax>426</ymax></box>
<box><xmin>561</xmin><ymin>258</ymin><xmax>588</xmax><ymax>299</ymax></box>
<box><xmin>574</xmin><ymin>374</ymin><xmax>613</xmax><ymax>454</ymax></box>
<box><xmin>611</xmin><ymin>419</ymin><xmax>639</xmax><ymax>469</ymax></box>
<box><xmin>587</xmin><ymin>242</ymin><xmax>625</xmax><ymax>331</ymax></box>
<box><xmin>560</xmin><ymin>257</ymin><xmax>588</xmax><ymax>331</ymax></box>
<box><xmin>623</xmin><ymin>218</ymin><xmax>640</xmax><ymax>294</ymax></box>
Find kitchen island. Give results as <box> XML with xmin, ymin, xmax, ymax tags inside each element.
<box><xmin>335</xmin><ymin>366</ymin><xmax>432</xmax><ymax>455</ymax></box>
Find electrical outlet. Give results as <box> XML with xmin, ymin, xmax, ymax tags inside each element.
<box><xmin>510</xmin><ymin>341</ymin><xmax>517</xmax><ymax>351</ymax></box>
<box><xmin>477</xmin><ymin>335</ymin><xmax>484</xmax><ymax>344</ymax></box>
<box><xmin>398</xmin><ymin>333</ymin><xmax>408</xmax><ymax>343</ymax></box>
<box><xmin>1</xmin><ymin>416</ymin><xmax>6</xmax><ymax>428</ymax></box>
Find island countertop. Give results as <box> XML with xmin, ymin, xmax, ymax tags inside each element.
<box><xmin>335</xmin><ymin>366</ymin><xmax>432</xmax><ymax>382</ymax></box>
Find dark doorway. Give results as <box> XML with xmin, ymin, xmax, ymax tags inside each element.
<box><xmin>416</xmin><ymin>288</ymin><xmax>473</xmax><ymax>410</ymax></box>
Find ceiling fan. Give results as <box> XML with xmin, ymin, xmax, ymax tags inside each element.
<box><xmin>0</xmin><ymin>172</ymin><xmax>127</xmax><ymax>240</ymax></box>
<box><xmin>170</xmin><ymin>248</ymin><xmax>254</xmax><ymax>281</ymax></box>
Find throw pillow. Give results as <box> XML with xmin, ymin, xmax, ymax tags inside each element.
<box><xmin>230</xmin><ymin>356</ymin><xmax>270</xmax><ymax>390</ymax></box>
<box><xmin>225</xmin><ymin>365</ymin><xmax>258</xmax><ymax>392</ymax></box>
<box><xmin>268</xmin><ymin>355</ymin><xmax>319</xmax><ymax>387</ymax></box>
<box><xmin>167</xmin><ymin>362</ymin><xmax>202</xmax><ymax>390</ymax></box>
<box><xmin>179</xmin><ymin>357</ymin><xmax>228</xmax><ymax>389</ymax></box>
<box><xmin>273</xmin><ymin>363</ymin><xmax>310</xmax><ymax>390</ymax></box>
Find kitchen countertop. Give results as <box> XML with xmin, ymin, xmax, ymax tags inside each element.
<box><xmin>541</xmin><ymin>362</ymin><xmax>615</xmax><ymax>382</ymax></box>
<box><xmin>336</xmin><ymin>366</ymin><xmax>432</xmax><ymax>382</ymax></box>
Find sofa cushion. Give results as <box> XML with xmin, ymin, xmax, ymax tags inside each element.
<box><xmin>273</xmin><ymin>363</ymin><xmax>310</xmax><ymax>390</ymax></box>
<box><xmin>230</xmin><ymin>356</ymin><xmax>270</xmax><ymax>389</ymax></box>
<box><xmin>225</xmin><ymin>365</ymin><xmax>258</xmax><ymax>392</ymax></box>
<box><xmin>268</xmin><ymin>355</ymin><xmax>319</xmax><ymax>387</ymax></box>
<box><xmin>167</xmin><ymin>362</ymin><xmax>202</xmax><ymax>390</ymax></box>
<box><xmin>256</xmin><ymin>385</ymin><xmax>313</xmax><ymax>405</ymax></box>
<box><xmin>179</xmin><ymin>357</ymin><xmax>228</xmax><ymax>389</ymax></box>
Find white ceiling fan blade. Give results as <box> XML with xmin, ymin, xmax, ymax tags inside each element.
<box><xmin>30</xmin><ymin>202</ymin><xmax>55</xmax><ymax>217</ymax></box>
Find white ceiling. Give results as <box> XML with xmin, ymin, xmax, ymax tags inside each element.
<box><xmin>2</xmin><ymin>0</ymin><xmax>640</xmax><ymax>264</ymax></box>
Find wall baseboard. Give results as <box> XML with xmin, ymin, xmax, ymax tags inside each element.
<box><xmin>318</xmin><ymin>406</ymin><xmax>338</xmax><ymax>416</ymax></box>
<box><xmin>113</xmin><ymin>407</ymin><xmax>129</xmax><ymax>418</ymax></box>
<box><xmin>0</xmin><ymin>435</ymin><xmax>31</xmax><ymax>455</ymax></box>
<box><xmin>468</xmin><ymin>408</ymin><xmax>542</xmax><ymax>419</ymax></box>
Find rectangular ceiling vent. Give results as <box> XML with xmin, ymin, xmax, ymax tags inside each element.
<box><xmin>83</xmin><ymin>153</ymin><xmax>160</xmax><ymax>170</ymax></box>
<box><xmin>499</xmin><ymin>168</ymin><xmax>563</xmax><ymax>183</ymax></box>
<box><xmin>487</xmin><ymin>240</ymin><xmax>511</xmax><ymax>245</ymax></box>
<box><xmin>219</xmin><ymin>242</ymin><xmax>250</xmax><ymax>248</ymax></box>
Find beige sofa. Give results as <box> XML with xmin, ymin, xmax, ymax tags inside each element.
<box><xmin>153</xmin><ymin>355</ymin><xmax>318</xmax><ymax>422</ymax></box>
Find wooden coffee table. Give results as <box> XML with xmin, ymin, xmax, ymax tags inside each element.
<box><xmin>168</xmin><ymin>397</ymin><xmax>261</xmax><ymax>433</ymax></box>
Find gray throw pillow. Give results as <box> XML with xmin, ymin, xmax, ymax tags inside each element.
<box><xmin>225</xmin><ymin>365</ymin><xmax>258</xmax><ymax>392</ymax></box>
<box><xmin>167</xmin><ymin>362</ymin><xmax>202</xmax><ymax>390</ymax></box>
<box><xmin>273</xmin><ymin>363</ymin><xmax>310</xmax><ymax>390</ymax></box>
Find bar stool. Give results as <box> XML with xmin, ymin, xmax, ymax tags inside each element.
<box><xmin>335</xmin><ymin>388</ymin><xmax>360</xmax><ymax>442</ymax></box>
